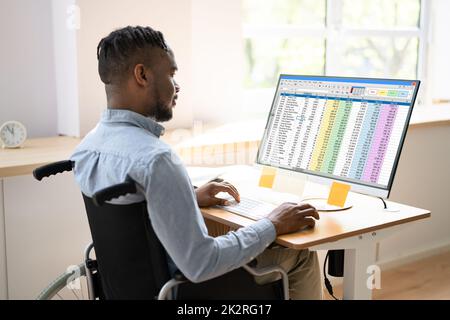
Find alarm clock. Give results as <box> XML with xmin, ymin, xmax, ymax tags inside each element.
<box><xmin>0</xmin><ymin>121</ymin><xmax>27</xmax><ymax>148</ymax></box>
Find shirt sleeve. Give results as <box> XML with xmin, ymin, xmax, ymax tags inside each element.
<box><xmin>138</xmin><ymin>152</ymin><xmax>276</xmax><ymax>283</ymax></box>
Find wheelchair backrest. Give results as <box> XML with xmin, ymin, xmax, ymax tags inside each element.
<box><xmin>82</xmin><ymin>195</ymin><xmax>171</xmax><ymax>299</ymax></box>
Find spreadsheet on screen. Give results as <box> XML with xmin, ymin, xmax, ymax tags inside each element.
<box><xmin>257</xmin><ymin>75</ymin><xmax>419</xmax><ymax>190</ymax></box>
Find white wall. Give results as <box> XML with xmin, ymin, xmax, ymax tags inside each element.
<box><xmin>0</xmin><ymin>0</ymin><xmax>200</xmax><ymax>137</ymax></box>
<box><xmin>0</xmin><ymin>0</ymin><xmax>58</xmax><ymax>138</ymax></box>
<box><xmin>380</xmin><ymin>123</ymin><xmax>450</xmax><ymax>263</ymax></box>
<box><xmin>75</xmin><ymin>0</ymin><xmax>194</xmax><ymax>135</ymax></box>
<box><xmin>428</xmin><ymin>0</ymin><xmax>450</xmax><ymax>102</ymax></box>
<box><xmin>73</xmin><ymin>0</ymin><xmax>245</xmax><ymax>135</ymax></box>
<box><xmin>51</xmin><ymin>0</ymin><xmax>80</xmax><ymax>137</ymax></box>
<box><xmin>191</xmin><ymin>0</ymin><xmax>245</xmax><ymax>124</ymax></box>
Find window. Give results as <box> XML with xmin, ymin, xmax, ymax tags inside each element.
<box><xmin>242</xmin><ymin>0</ymin><xmax>429</xmax><ymax>116</ymax></box>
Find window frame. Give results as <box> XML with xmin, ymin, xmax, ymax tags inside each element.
<box><xmin>242</xmin><ymin>0</ymin><xmax>430</xmax><ymax>107</ymax></box>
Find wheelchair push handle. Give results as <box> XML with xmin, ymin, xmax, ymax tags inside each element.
<box><xmin>92</xmin><ymin>181</ymin><xmax>137</xmax><ymax>207</ymax></box>
<box><xmin>33</xmin><ymin>160</ymin><xmax>74</xmax><ymax>181</ymax></box>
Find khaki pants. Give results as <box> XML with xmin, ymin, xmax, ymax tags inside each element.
<box><xmin>254</xmin><ymin>246</ymin><xmax>322</xmax><ymax>300</ymax></box>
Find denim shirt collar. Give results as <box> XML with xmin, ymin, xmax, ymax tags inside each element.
<box><xmin>101</xmin><ymin>109</ymin><xmax>165</xmax><ymax>138</ymax></box>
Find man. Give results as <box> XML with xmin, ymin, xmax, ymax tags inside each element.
<box><xmin>71</xmin><ymin>26</ymin><xmax>322</xmax><ymax>299</ymax></box>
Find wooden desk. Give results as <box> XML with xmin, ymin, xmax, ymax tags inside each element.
<box><xmin>0</xmin><ymin>136</ymin><xmax>81</xmax><ymax>178</ymax></box>
<box><xmin>202</xmin><ymin>193</ymin><xmax>430</xmax><ymax>250</ymax></box>
<box><xmin>199</xmin><ymin>165</ymin><xmax>431</xmax><ymax>300</ymax></box>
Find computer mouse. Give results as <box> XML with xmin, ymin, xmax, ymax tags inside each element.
<box><xmin>299</xmin><ymin>224</ymin><xmax>315</xmax><ymax>232</ymax></box>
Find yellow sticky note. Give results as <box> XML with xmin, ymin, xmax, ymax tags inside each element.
<box><xmin>258</xmin><ymin>166</ymin><xmax>277</xmax><ymax>189</ymax></box>
<box><xmin>327</xmin><ymin>181</ymin><xmax>351</xmax><ymax>207</ymax></box>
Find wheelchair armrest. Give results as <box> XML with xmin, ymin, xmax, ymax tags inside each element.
<box><xmin>159</xmin><ymin>265</ymin><xmax>290</xmax><ymax>300</ymax></box>
<box><xmin>158</xmin><ymin>273</ymin><xmax>189</xmax><ymax>300</ymax></box>
<box><xmin>33</xmin><ymin>160</ymin><xmax>74</xmax><ymax>181</ymax></box>
<box><xmin>243</xmin><ymin>263</ymin><xmax>290</xmax><ymax>300</ymax></box>
<box><xmin>92</xmin><ymin>181</ymin><xmax>137</xmax><ymax>206</ymax></box>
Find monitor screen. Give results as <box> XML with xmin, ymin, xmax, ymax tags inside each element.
<box><xmin>257</xmin><ymin>75</ymin><xmax>420</xmax><ymax>197</ymax></box>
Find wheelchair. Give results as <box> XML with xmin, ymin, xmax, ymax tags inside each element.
<box><xmin>33</xmin><ymin>160</ymin><xmax>289</xmax><ymax>300</ymax></box>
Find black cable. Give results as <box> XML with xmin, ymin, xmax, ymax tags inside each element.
<box><xmin>323</xmin><ymin>251</ymin><xmax>339</xmax><ymax>300</ymax></box>
<box><xmin>378</xmin><ymin>197</ymin><xmax>387</xmax><ymax>209</ymax></box>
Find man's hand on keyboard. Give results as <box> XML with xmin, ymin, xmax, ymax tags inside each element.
<box><xmin>267</xmin><ymin>203</ymin><xmax>320</xmax><ymax>235</ymax></box>
<box><xmin>195</xmin><ymin>181</ymin><xmax>241</xmax><ymax>207</ymax></box>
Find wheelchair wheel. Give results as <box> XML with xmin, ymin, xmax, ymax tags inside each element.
<box><xmin>36</xmin><ymin>263</ymin><xmax>90</xmax><ymax>300</ymax></box>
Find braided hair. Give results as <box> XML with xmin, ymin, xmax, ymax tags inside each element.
<box><xmin>97</xmin><ymin>26</ymin><xmax>168</xmax><ymax>85</ymax></box>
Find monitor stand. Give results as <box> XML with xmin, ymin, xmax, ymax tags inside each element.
<box><xmin>301</xmin><ymin>197</ymin><xmax>353</xmax><ymax>212</ymax></box>
<box><xmin>269</xmin><ymin>169</ymin><xmax>353</xmax><ymax>212</ymax></box>
<box><xmin>271</xmin><ymin>169</ymin><xmax>308</xmax><ymax>200</ymax></box>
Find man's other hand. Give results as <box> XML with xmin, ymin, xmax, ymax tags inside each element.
<box><xmin>195</xmin><ymin>181</ymin><xmax>240</xmax><ymax>207</ymax></box>
<box><xmin>267</xmin><ymin>203</ymin><xmax>320</xmax><ymax>235</ymax></box>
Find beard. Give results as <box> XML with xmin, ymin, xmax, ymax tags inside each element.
<box><xmin>148</xmin><ymin>86</ymin><xmax>175</xmax><ymax>122</ymax></box>
<box><xmin>151</xmin><ymin>100</ymin><xmax>173</xmax><ymax>122</ymax></box>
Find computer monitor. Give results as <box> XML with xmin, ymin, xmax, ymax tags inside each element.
<box><xmin>256</xmin><ymin>75</ymin><xmax>420</xmax><ymax>199</ymax></box>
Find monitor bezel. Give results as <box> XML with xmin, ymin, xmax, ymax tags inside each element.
<box><xmin>255</xmin><ymin>74</ymin><xmax>421</xmax><ymax>199</ymax></box>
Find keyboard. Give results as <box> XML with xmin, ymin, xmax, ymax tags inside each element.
<box><xmin>218</xmin><ymin>197</ymin><xmax>276</xmax><ymax>221</ymax></box>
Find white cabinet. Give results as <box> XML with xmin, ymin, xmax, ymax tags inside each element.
<box><xmin>2</xmin><ymin>174</ymin><xmax>91</xmax><ymax>299</ymax></box>
<box><xmin>0</xmin><ymin>180</ymin><xmax>7</xmax><ymax>299</ymax></box>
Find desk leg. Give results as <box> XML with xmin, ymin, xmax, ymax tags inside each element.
<box><xmin>343</xmin><ymin>240</ymin><xmax>376</xmax><ymax>300</ymax></box>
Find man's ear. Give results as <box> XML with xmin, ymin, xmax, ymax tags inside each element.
<box><xmin>133</xmin><ymin>64</ymin><xmax>153</xmax><ymax>87</ymax></box>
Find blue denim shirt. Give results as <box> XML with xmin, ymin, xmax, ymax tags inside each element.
<box><xmin>71</xmin><ymin>109</ymin><xmax>276</xmax><ymax>282</ymax></box>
